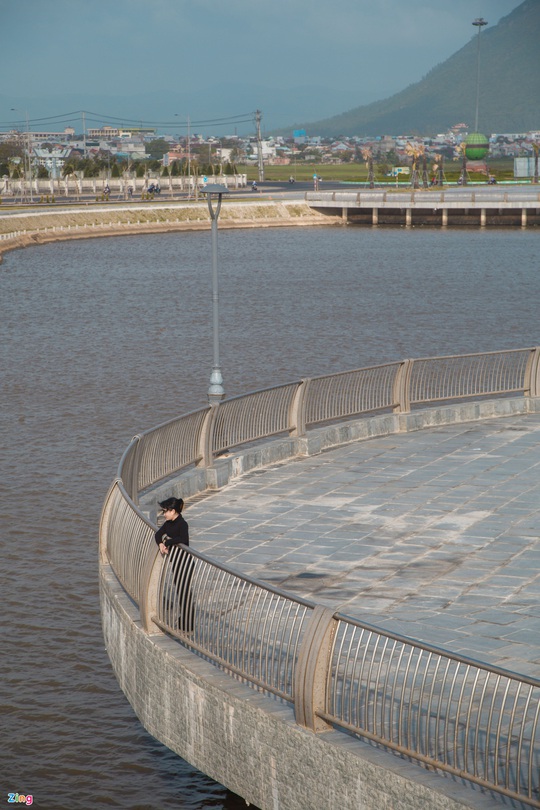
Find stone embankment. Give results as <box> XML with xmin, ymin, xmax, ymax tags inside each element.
<box><xmin>0</xmin><ymin>200</ymin><xmax>333</xmax><ymax>262</ymax></box>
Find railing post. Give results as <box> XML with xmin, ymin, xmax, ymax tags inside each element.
<box><xmin>392</xmin><ymin>359</ymin><xmax>413</xmax><ymax>413</ymax></box>
<box><xmin>139</xmin><ymin>546</ymin><xmax>162</xmax><ymax>633</ymax></box>
<box><xmin>289</xmin><ymin>379</ymin><xmax>311</xmax><ymax>437</ymax></box>
<box><xmin>99</xmin><ymin>478</ymin><xmax>121</xmax><ymax>565</ymax></box>
<box><xmin>128</xmin><ymin>435</ymin><xmax>142</xmax><ymax>505</ymax></box>
<box><xmin>294</xmin><ymin>605</ymin><xmax>336</xmax><ymax>732</ymax></box>
<box><xmin>198</xmin><ymin>404</ymin><xmax>219</xmax><ymax>468</ymax></box>
<box><xmin>524</xmin><ymin>347</ymin><xmax>540</xmax><ymax>398</ymax></box>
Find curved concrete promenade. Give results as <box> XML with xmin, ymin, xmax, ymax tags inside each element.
<box><xmin>108</xmin><ymin>396</ymin><xmax>540</xmax><ymax>810</ymax></box>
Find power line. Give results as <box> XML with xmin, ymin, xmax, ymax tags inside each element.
<box><xmin>0</xmin><ymin>109</ymin><xmax>257</xmax><ymax>132</ymax></box>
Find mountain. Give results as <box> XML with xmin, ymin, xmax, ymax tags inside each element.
<box><xmin>283</xmin><ymin>0</ymin><xmax>540</xmax><ymax>137</ymax></box>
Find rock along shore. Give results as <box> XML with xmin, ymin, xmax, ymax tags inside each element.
<box><xmin>0</xmin><ymin>200</ymin><xmax>335</xmax><ymax>262</ymax></box>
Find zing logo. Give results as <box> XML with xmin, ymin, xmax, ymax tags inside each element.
<box><xmin>7</xmin><ymin>796</ymin><xmax>33</xmax><ymax>806</ymax></box>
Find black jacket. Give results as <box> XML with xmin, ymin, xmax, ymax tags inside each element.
<box><xmin>155</xmin><ymin>514</ymin><xmax>189</xmax><ymax>549</ymax></box>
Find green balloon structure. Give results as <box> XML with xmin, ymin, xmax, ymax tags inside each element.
<box><xmin>465</xmin><ymin>132</ymin><xmax>489</xmax><ymax>161</ymax></box>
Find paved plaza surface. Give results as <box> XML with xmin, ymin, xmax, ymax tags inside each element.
<box><xmin>188</xmin><ymin>412</ymin><xmax>540</xmax><ymax>678</ymax></box>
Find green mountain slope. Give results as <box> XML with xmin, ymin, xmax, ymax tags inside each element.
<box><xmin>290</xmin><ymin>0</ymin><xmax>539</xmax><ymax>137</ymax></box>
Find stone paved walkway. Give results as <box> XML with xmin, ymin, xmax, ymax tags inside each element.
<box><xmin>188</xmin><ymin>413</ymin><xmax>540</xmax><ymax>678</ymax></box>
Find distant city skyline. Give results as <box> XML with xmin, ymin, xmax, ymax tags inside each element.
<box><xmin>1</xmin><ymin>0</ymin><xmax>523</xmax><ymax>134</ymax></box>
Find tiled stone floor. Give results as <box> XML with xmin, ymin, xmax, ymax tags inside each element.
<box><xmin>186</xmin><ymin>414</ymin><xmax>540</xmax><ymax>677</ymax></box>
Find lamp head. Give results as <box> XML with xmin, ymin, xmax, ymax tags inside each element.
<box><xmin>203</xmin><ymin>183</ymin><xmax>230</xmax><ymax>195</ymax></box>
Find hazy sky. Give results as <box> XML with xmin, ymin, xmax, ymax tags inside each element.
<box><xmin>0</xmin><ymin>0</ymin><xmax>523</xmax><ymax>132</ymax></box>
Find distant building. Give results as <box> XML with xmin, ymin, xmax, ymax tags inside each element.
<box><xmin>4</xmin><ymin>127</ymin><xmax>75</xmax><ymax>143</ymax></box>
<box><xmin>87</xmin><ymin>126</ymin><xmax>156</xmax><ymax>139</ymax></box>
<box><xmin>163</xmin><ymin>150</ymin><xmax>187</xmax><ymax>167</ymax></box>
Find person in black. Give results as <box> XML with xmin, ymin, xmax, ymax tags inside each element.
<box><xmin>155</xmin><ymin>497</ymin><xmax>194</xmax><ymax>631</ymax></box>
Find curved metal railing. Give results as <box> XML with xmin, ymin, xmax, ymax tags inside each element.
<box><xmin>155</xmin><ymin>547</ymin><xmax>314</xmax><ymax>702</ymax></box>
<box><xmin>304</xmin><ymin>362</ymin><xmax>402</xmax><ymax>426</ymax></box>
<box><xmin>325</xmin><ymin>616</ymin><xmax>540</xmax><ymax>803</ymax></box>
<box><xmin>101</xmin><ymin>346</ymin><xmax>540</xmax><ymax>807</ymax></box>
<box><xmin>409</xmin><ymin>349</ymin><xmax>534</xmax><ymax>405</ymax></box>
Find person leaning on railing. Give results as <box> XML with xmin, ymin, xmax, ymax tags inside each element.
<box><xmin>155</xmin><ymin>497</ymin><xmax>194</xmax><ymax>631</ymax></box>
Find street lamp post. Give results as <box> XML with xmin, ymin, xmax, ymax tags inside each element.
<box><xmin>203</xmin><ymin>184</ymin><xmax>230</xmax><ymax>405</ymax></box>
<box><xmin>472</xmin><ymin>18</ymin><xmax>488</xmax><ymax>133</ymax></box>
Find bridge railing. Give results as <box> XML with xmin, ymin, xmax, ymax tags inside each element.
<box><xmin>306</xmin><ymin>190</ymin><xmax>540</xmax><ymax>206</ymax></box>
<box><xmin>102</xmin><ymin>346</ymin><xmax>540</xmax><ymax>807</ymax></box>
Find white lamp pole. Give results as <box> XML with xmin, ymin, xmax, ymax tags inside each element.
<box><xmin>203</xmin><ymin>184</ymin><xmax>230</xmax><ymax>404</ymax></box>
<box><xmin>472</xmin><ymin>18</ymin><xmax>488</xmax><ymax>133</ymax></box>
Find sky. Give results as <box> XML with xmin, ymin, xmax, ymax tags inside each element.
<box><xmin>0</xmin><ymin>0</ymin><xmax>523</xmax><ymax>134</ymax></box>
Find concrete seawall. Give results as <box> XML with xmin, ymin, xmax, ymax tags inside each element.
<box><xmin>0</xmin><ymin>200</ymin><xmax>333</xmax><ymax>262</ymax></box>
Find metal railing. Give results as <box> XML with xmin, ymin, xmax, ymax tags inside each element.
<box><xmin>100</xmin><ymin>346</ymin><xmax>540</xmax><ymax>807</ymax></box>
<box><xmin>325</xmin><ymin>616</ymin><xmax>540</xmax><ymax>804</ymax></box>
<box><xmin>306</xmin><ymin>190</ymin><xmax>540</xmax><ymax>207</ymax></box>
<box><xmin>116</xmin><ymin>347</ymin><xmax>540</xmax><ymax>502</ymax></box>
<box><xmin>409</xmin><ymin>349</ymin><xmax>534</xmax><ymax>405</ymax></box>
<box><xmin>155</xmin><ymin>547</ymin><xmax>314</xmax><ymax>702</ymax></box>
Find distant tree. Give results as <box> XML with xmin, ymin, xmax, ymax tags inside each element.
<box><xmin>77</xmin><ymin>156</ymin><xmax>103</xmax><ymax>177</ymax></box>
<box><xmin>0</xmin><ymin>139</ymin><xmax>24</xmax><ymax>162</ymax></box>
<box><xmin>62</xmin><ymin>162</ymin><xmax>76</xmax><ymax>177</ymax></box>
<box><xmin>437</xmin><ymin>146</ymin><xmax>455</xmax><ymax>160</ymax></box>
<box><xmin>135</xmin><ymin>162</ymin><xmax>146</xmax><ymax>178</ymax></box>
<box><xmin>385</xmin><ymin>149</ymin><xmax>398</xmax><ymax>165</ymax></box>
<box><xmin>170</xmin><ymin>161</ymin><xmax>179</xmax><ymax>176</ymax></box>
<box><xmin>230</xmin><ymin>145</ymin><xmax>244</xmax><ymax>164</ymax></box>
<box><xmin>37</xmin><ymin>165</ymin><xmax>49</xmax><ymax>178</ymax></box>
<box><xmin>145</xmin><ymin>139</ymin><xmax>170</xmax><ymax>160</ymax></box>
<box><xmin>111</xmin><ymin>163</ymin><xmax>121</xmax><ymax>178</ymax></box>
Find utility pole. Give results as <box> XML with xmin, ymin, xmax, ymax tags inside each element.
<box><xmin>12</xmin><ymin>108</ymin><xmax>31</xmax><ymax>202</ymax></box>
<box><xmin>255</xmin><ymin>109</ymin><xmax>264</xmax><ymax>182</ymax></box>
<box><xmin>188</xmin><ymin>115</ymin><xmax>191</xmax><ymax>197</ymax></box>
<box><xmin>82</xmin><ymin>111</ymin><xmax>87</xmax><ymax>159</ymax></box>
<box><xmin>23</xmin><ymin>111</ymin><xmax>34</xmax><ymax>202</ymax></box>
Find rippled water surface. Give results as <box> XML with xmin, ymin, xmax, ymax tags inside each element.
<box><xmin>1</xmin><ymin>226</ymin><xmax>539</xmax><ymax>809</ymax></box>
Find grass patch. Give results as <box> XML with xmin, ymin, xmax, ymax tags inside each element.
<box><xmin>239</xmin><ymin>158</ymin><xmax>527</xmax><ymax>185</ymax></box>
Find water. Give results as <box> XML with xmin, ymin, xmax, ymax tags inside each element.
<box><xmin>1</xmin><ymin>226</ymin><xmax>539</xmax><ymax>809</ymax></box>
